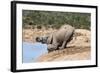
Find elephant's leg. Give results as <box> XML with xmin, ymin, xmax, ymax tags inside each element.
<box><xmin>52</xmin><ymin>35</ymin><xmax>59</xmax><ymax>50</ymax></box>
<box><xmin>47</xmin><ymin>44</ymin><xmax>52</xmax><ymax>53</ymax></box>
<box><xmin>59</xmin><ymin>40</ymin><xmax>67</xmax><ymax>50</ymax></box>
<box><xmin>67</xmin><ymin>31</ymin><xmax>74</xmax><ymax>43</ymax></box>
<box><xmin>59</xmin><ymin>32</ymin><xmax>73</xmax><ymax>50</ymax></box>
<box><xmin>47</xmin><ymin>34</ymin><xmax>53</xmax><ymax>44</ymax></box>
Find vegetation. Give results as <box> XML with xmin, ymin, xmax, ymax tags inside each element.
<box><xmin>22</xmin><ymin>10</ymin><xmax>91</xmax><ymax>29</ymax></box>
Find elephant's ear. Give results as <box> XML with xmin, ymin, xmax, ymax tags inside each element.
<box><xmin>47</xmin><ymin>34</ymin><xmax>53</xmax><ymax>44</ymax></box>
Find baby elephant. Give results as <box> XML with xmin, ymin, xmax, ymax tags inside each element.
<box><xmin>36</xmin><ymin>25</ymin><xmax>75</xmax><ymax>52</ymax></box>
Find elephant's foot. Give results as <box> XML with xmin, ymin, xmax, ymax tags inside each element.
<box><xmin>59</xmin><ymin>46</ymin><xmax>64</xmax><ymax>50</ymax></box>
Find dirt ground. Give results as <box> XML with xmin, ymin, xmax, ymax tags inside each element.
<box><xmin>23</xmin><ymin>28</ymin><xmax>91</xmax><ymax>62</ymax></box>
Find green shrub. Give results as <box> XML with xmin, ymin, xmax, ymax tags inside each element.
<box><xmin>22</xmin><ymin>10</ymin><xmax>91</xmax><ymax>30</ymax></box>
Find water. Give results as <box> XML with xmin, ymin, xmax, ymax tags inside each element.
<box><xmin>22</xmin><ymin>42</ymin><xmax>48</xmax><ymax>63</ymax></box>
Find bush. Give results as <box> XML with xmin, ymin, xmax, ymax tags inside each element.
<box><xmin>22</xmin><ymin>10</ymin><xmax>91</xmax><ymax>30</ymax></box>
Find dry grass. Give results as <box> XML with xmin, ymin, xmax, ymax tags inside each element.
<box><xmin>23</xmin><ymin>28</ymin><xmax>57</xmax><ymax>43</ymax></box>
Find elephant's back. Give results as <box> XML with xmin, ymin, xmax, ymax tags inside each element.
<box><xmin>60</xmin><ymin>25</ymin><xmax>74</xmax><ymax>31</ymax></box>
<box><xmin>57</xmin><ymin>25</ymin><xmax>74</xmax><ymax>35</ymax></box>
<box><xmin>54</xmin><ymin>25</ymin><xmax>75</xmax><ymax>42</ymax></box>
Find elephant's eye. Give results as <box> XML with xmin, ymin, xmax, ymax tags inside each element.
<box><xmin>36</xmin><ymin>37</ymin><xmax>39</xmax><ymax>41</ymax></box>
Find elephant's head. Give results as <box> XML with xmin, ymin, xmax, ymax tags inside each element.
<box><xmin>36</xmin><ymin>36</ymin><xmax>48</xmax><ymax>44</ymax></box>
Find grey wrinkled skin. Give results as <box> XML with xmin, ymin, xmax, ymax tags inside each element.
<box><xmin>36</xmin><ymin>25</ymin><xmax>75</xmax><ymax>52</ymax></box>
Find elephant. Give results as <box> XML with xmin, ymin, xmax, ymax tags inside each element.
<box><xmin>36</xmin><ymin>25</ymin><xmax>75</xmax><ymax>52</ymax></box>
